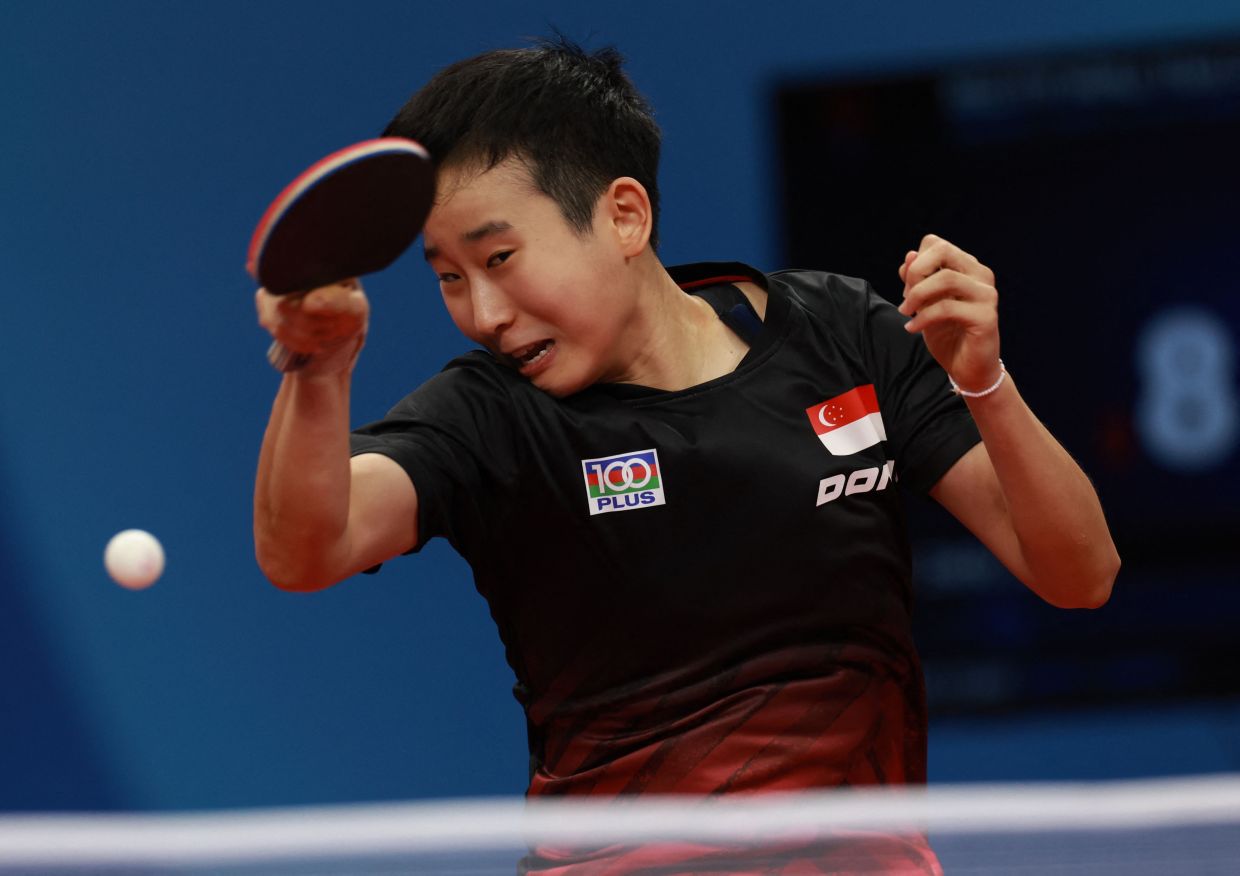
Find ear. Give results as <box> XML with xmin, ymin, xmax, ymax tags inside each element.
<box><xmin>602</xmin><ymin>177</ymin><xmax>653</xmax><ymax>258</ymax></box>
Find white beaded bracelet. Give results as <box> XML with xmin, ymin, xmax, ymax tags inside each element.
<box><xmin>949</xmin><ymin>360</ymin><xmax>1007</xmax><ymax>398</ymax></box>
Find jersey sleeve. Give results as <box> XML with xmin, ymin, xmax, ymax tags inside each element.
<box><xmin>349</xmin><ymin>353</ymin><xmax>523</xmax><ymax>555</ymax></box>
<box><xmin>859</xmin><ymin>281</ymin><xmax>981</xmax><ymax>495</ymax></box>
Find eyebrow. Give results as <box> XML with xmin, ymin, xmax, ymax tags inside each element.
<box><xmin>423</xmin><ymin>220</ymin><xmax>514</xmax><ymax>261</ymax></box>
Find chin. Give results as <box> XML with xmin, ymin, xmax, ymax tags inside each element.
<box><xmin>531</xmin><ymin>366</ymin><xmax>593</xmax><ymax>399</ymax></box>
<box><xmin>532</xmin><ymin>377</ymin><xmax>579</xmax><ymax>399</ymax></box>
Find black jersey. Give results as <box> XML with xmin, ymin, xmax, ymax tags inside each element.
<box><xmin>351</xmin><ymin>262</ymin><xmax>979</xmax><ymax>800</ymax></box>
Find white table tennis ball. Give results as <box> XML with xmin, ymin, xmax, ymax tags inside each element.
<box><xmin>104</xmin><ymin>529</ymin><xmax>165</xmax><ymax>590</ymax></box>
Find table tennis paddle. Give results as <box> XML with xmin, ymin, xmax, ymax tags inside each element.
<box><xmin>247</xmin><ymin>137</ymin><xmax>435</xmax><ymax>371</ymax></box>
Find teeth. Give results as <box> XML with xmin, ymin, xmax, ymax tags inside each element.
<box><xmin>520</xmin><ymin>341</ymin><xmax>551</xmax><ymax>366</ymax></box>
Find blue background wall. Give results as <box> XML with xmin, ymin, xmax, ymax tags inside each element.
<box><xmin>3</xmin><ymin>0</ymin><xmax>1239</xmax><ymax>811</ymax></box>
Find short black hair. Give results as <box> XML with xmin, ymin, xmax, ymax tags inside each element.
<box><xmin>383</xmin><ymin>37</ymin><xmax>663</xmax><ymax>249</ymax></box>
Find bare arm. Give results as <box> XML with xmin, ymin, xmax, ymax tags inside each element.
<box><xmin>900</xmin><ymin>236</ymin><xmax>1120</xmax><ymax>608</ymax></box>
<box><xmin>929</xmin><ymin>385</ymin><xmax>1118</xmax><ymax>608</ymax></box>
<box><xmin>253</xmin><ymin>282</ymin><xmax>418</xmax><ymax>591</ymax></box>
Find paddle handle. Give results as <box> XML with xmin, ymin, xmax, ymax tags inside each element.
<box><xmin>266</xmin><ymin>341</ymin><xmax>313</xmax><ymax>373</ymax></box>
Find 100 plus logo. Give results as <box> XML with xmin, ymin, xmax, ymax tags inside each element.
<box><xmin>581</xmin><ymin>449</ymin><xmax>666</xmax><ymax>516</ymax></box>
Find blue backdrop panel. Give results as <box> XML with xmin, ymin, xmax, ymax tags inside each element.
<box><xmin>2</xmin><ymin>0</ymin><xmax>1239</xmax><ymax>811</ymax></box>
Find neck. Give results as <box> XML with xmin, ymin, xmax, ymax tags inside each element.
<box><xmin>610</xmin><ymin>259</ymin><xmax>749</xmax><ymax>391</ymax></box>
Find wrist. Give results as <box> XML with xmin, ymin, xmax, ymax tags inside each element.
<box><xmin>949</xmin><ymin>360</ymin><xmax>1006</xmax><ymax>398</ymax></box>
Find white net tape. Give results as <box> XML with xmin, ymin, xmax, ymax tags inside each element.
<box><xmin>2</xmin><ymin>773</ymin><xmax>1238</xmax><ymax>873</ymax></box>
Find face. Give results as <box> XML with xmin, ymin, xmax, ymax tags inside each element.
<box><xmin>422</xmin><ymin>159</ymin><xmax>640</xmax><ymax>397</ymax></box>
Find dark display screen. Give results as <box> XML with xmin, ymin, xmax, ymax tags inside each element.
<box><xmin>775</xmin><ymin>40</ymin><xmax>1240</xmax><ymax>713</ymax></box>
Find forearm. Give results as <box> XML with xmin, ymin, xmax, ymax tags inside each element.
<box><xmin>254</xmin><ymin>370</ymin><xmax>355</xmax><ymax>589</ymax></box>
<box><xmin>965</xmin><ymin>377</ymin><xmax>1119</xmax><ymax>607</ymax></box>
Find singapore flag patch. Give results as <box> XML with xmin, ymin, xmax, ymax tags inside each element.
<box><xmin>806</xmin><ymin>384</ymin><xmax>887</xmax><ymax>455</ymax></box>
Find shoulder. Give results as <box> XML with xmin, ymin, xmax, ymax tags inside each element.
<box><xmin>351</xmin><ymin>350</ymin><xmax>540</xmax><ymax>483</ymax></box>
<box><xmin>767</xmin><ymin>267</ymin><xmax>876</xmax><ymax>320</ymax></box>
<box><xmin>353</xmin><ymin>351</ymin><xmax>544</xmax><ymax>447</ymax></box>
<box><xmin>665</xmin><ymin>260</ymin><xmax>877</xmax><ymax>325</ymax></box>
<box><xmin>770</xmin><ymin>267</ymin><xmax>922</xmax><ymax>356</ymax></box>
<box><xmin>387</xmin><ymin>350</ymin><xmax>527</xmax><ymax>415</ymax></box>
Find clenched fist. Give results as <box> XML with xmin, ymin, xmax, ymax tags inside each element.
<box><xmin>897</xmin><ymin>235</ymin><xmax>1003</xmax><ymax>395</ymax></box>
<box><xmin>255</xmin><ymin>280</ymin><xmax>369</xmax><ymax>377</ymax></box>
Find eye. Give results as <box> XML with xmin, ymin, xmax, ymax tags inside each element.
<box><xmin>487</xmin><ymin>251</ymin><xmax>513</xmax><ymax>269</ymax></box>
<box><xmin>437</xmin><ymin>271</ymin><xmax>460</xmax><ymax>284</ymax></box>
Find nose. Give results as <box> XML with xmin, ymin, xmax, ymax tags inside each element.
<box><xmin>470</xmin><ymin>279</ymin><xmax>515</xmax><ymax>338</ymax></box>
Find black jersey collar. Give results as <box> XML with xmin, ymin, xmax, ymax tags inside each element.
<box><xmin>668</xmin><ymin>261</ymin><xmax>769</xmax><ymax>292</ymax></box>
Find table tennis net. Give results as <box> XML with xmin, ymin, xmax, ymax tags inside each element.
<box><xmin>2</xmin><ymin>773</ymin><xmax>1238</xmax><ymax>874</ymax></box>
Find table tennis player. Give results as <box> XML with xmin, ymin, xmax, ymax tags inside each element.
<box><xmin>253</xmin><ymin>37</ymin><xmax>1120</xmax><ymax>874</ymax></box>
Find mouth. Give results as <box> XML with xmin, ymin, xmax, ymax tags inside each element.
<box><xmin>508</xmin><ymin>339</ymin><xmax>556</xmax><ymax>376</ymax></box>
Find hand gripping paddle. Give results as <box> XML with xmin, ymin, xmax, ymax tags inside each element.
<box><xmin>247</xmin><ymin>137</ymin><xmax>435</xmax><ymax>372</ymax></box>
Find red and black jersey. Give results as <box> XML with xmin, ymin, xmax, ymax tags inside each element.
<box><xmin>352</xmin><ymin>262</ymin><xmax>977</xmax><ymax>818</ymax></box>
